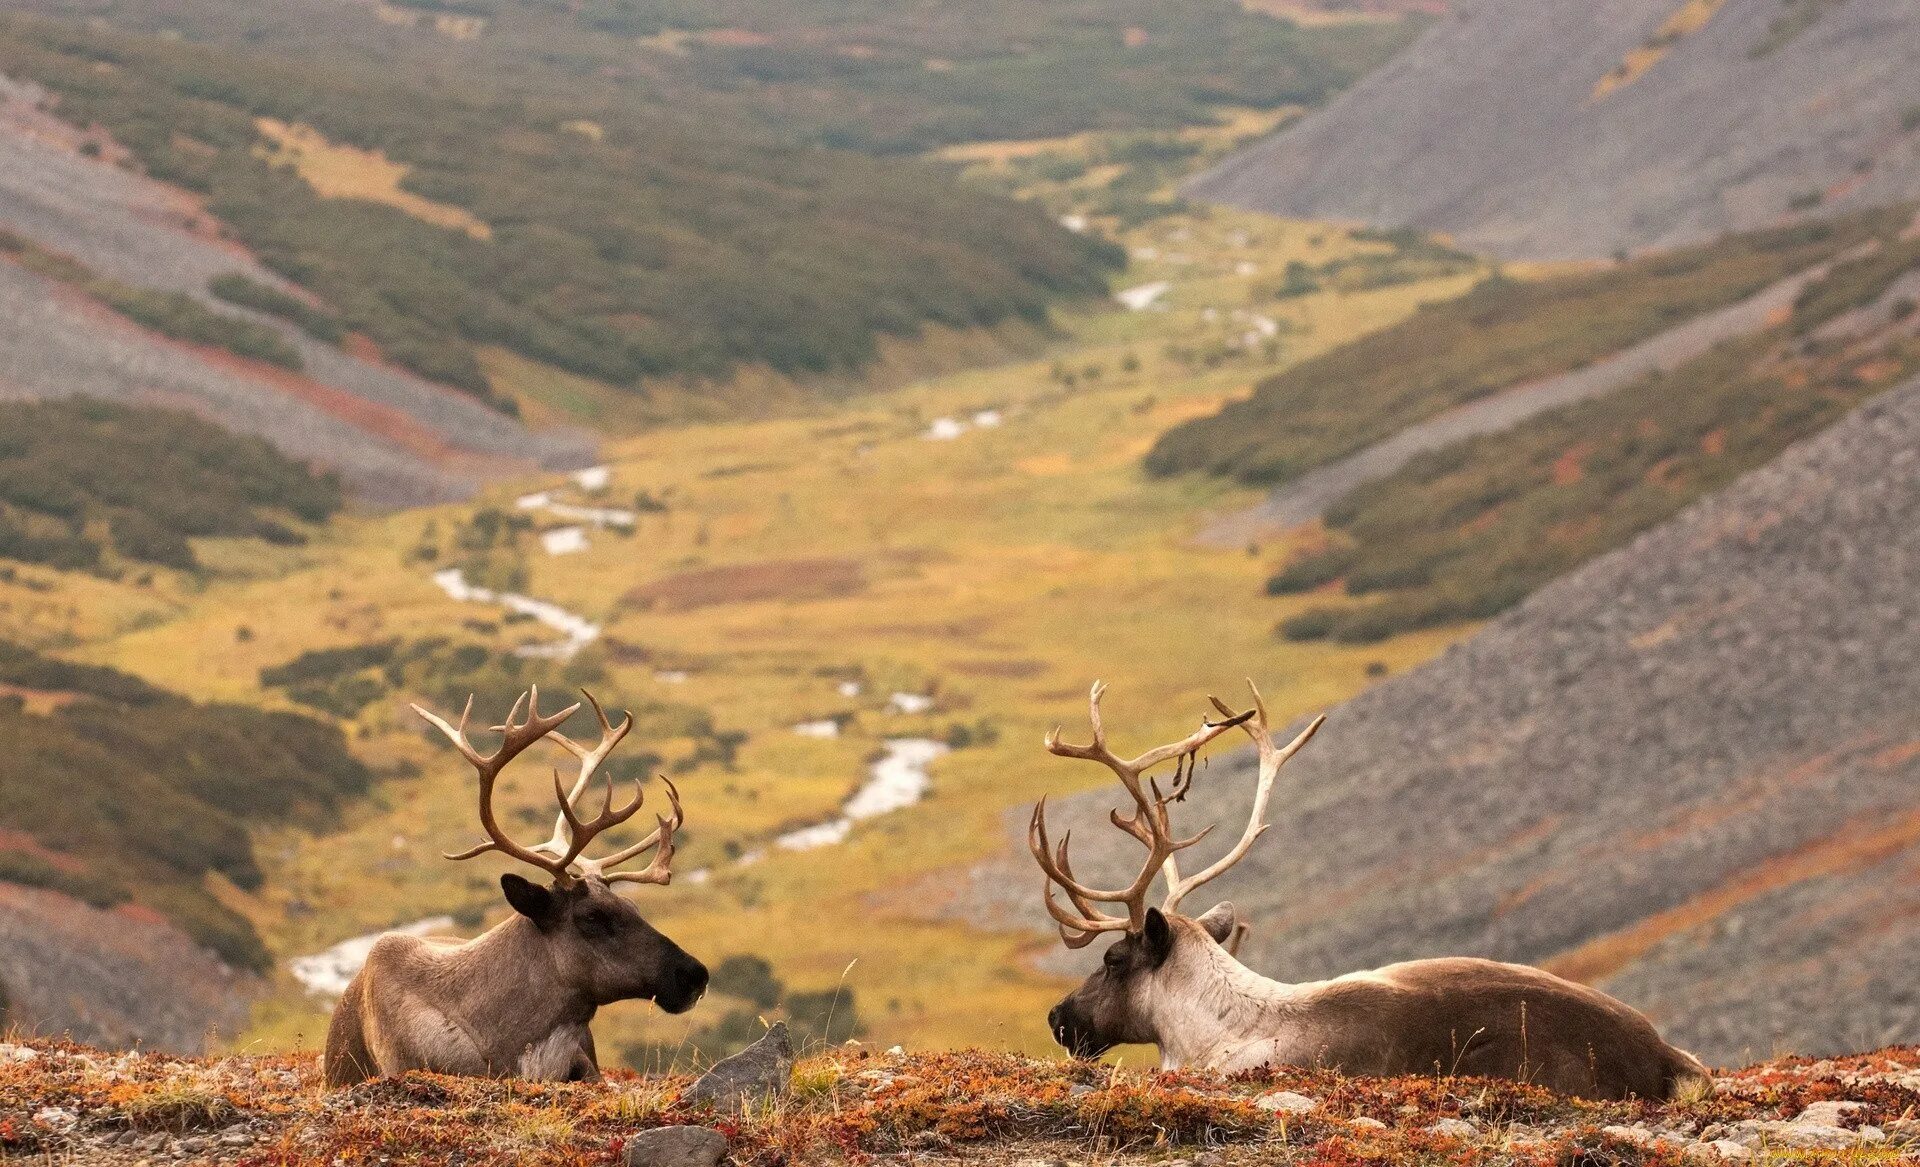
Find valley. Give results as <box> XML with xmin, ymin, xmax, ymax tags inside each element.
<box><xmin>0</xmin><ymin>0</ymin><xmax>1916</xmax><ymax>1089</ymax></box>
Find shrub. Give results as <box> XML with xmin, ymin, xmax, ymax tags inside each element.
<box><xmin>710</xmin><ymin>954</ymin><xmax>784</xmax><ymax>1009</ymax></box>
<box><xmin>0</xmin><ymin>398</ymin><xmax>340</xmax><ymax>572</ymax></box>
<box><xmin>209</xmin><ymin>273</ymin><xmax>345</xmax><ymax>343</ymax></box>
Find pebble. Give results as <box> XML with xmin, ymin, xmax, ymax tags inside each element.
<box><xmin>1700</xmin><ymin>1139</ymin><xmax>1753</xmax><ymax>1161</ymax></box>
<box><xmin>0</xmin><ymin>1043</ymin><xmax>38</xmax><ymax>1064</ymax></box>
<box><xmin>1350</xmin><ymin>1116</ymin><xmax>1387</xmax><ymax>1131</ymax></box>
<box><xmin>1254</xmin><ymin>1090</ymin><xmax>1316</xmax><ymax>1114</ymax></box>
<box><xmin>1794</xmin><ymin>1100</ymin><xmax>1867</xmax><ymax>1126</ymax></box>
<box><xmin>1426</xmin><ymin>1118</ymin><xmax>1478</xmax><ymax>1138</ymax></box>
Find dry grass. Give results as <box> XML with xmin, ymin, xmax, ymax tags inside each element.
<box><xmin>253</xmin><ymin>117</ymin><xmax>492</xmax><ymax>239</ymax></box>
<box><xmin>1592</xmin><ymin>0</ymin><xmax>1731</xmax><ymax>101</ymax></box>
<box><xmin>4</xmin><ymin>1038</ymin><xmax>1917</xmax><ymax>1166</ymax></box>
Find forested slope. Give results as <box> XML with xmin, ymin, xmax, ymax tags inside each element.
<box><xmin>0</xmin><ymin>16</ymin><xmax>1122</xmax><ymax>407</ymax></box>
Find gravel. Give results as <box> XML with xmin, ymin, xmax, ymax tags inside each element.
<box><xmin>1187</xmin><ymin>0</ymin><xmax>1920</xmax><ymax>260</ymax></box>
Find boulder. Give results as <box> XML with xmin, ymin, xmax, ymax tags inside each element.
<box><xmin>686</xmin><ymin>1023</ymin><xmax>793</xmax><ymax>1114</ymax></box>
<box><xmin>624</xmin><ymin>1126</ymin><xmax>727</xmax><ymax>1167</ymax></box>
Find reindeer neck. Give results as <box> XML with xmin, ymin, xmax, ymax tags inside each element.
<box><xmin>1149</xmin><ymin>938</ymin><xmax>1306</xmax><ymax>1071</ymax></box>
<box><xmin>452</xmin><ymin>916</ymin><xmax>596</xmax><ymax>1027</ymax></box>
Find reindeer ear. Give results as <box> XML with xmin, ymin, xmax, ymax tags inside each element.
<box><xmin>502</xmin><ymin>874</ymin><xmax>556</xmax><ymax>923</ymax></box>
<box><xmin>1142</xmin><ymin>907</ymin><xmax>1175</xmax><ymax>967</ymax></box>
<box><xmin>1195</xmin><ymin>902</ymin><xmax>1240</xmax><ymax>947</ymax></box>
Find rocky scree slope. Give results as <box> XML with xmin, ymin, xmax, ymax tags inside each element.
<box><xmin>970</xmin><ymin>368</ymin><xmax>1920</xmax><ymax>1067</ymax></box>
<box><xmin>1189</xmin><ymin>0</ymin><xmax>1920</xmax><ymax>258</ymax></box>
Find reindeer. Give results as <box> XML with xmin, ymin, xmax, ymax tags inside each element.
<box><xmin>1031</xmin><ymin>682</ymin><xmax>1712</xmax><ymax>1101</ymax></box>
<box><xmin>324</xmin><ymin>687</ymin><xmax>709</xmax><ymax>1087</ymax></box>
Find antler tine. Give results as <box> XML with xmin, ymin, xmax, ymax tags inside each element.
<box><xmin>1163</xmin><ymin>680</ymin><xmax>1326</xmax><ymax>914</ymax></box>
<box><xmin>596</xmin><ymin>777</ymin><xmax>684</xmax><ymax>885</ymax></box>
<box><xmin>590</xmin><ymin>777</ymin><xmax>682</xmax><ymax>872</ymax></box>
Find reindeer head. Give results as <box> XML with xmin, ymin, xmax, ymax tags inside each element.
<box><xmin>1032</xmin><ymin>682</ymin><xmax>1322</xmax><ymax>1059</ymax></box>
<box><xmin>415</xmin><ymin>687</ymin><xmax>709</xmax><ymax>1014</ymax></box>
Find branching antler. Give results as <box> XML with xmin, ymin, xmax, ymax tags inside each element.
<box><xmin>1029</xmin><ymin>682</ymin><xmax>1254</xmax><ymax>948</ymax></box>
<box><xmin>1160</xmin><ymin>680</ymin><xmax>1324</xmax><ymax>914</ymax></box>
<box><xmin>414</xmin><ymin>686</ymin><xmax>680</xmax><ymax>887</ymax></box>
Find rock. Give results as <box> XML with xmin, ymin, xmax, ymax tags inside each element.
<box><xmin>1426</xmin><ymin>1118</ymin><xmax>1478</xmax><ymax>1139</ymax></box>
<box><xmin>686</xmin><ymin>1023</ymin><xmax>793</xmax><ymax>1114</ymax></box>
<box><xmin>1067</xmin><ymin>1083</ymin><xmax>1096</xmax><ymax>1098</ymax></box>
<box><xmin>1794</xmin><ymin>1100</ymin><xmax>1867</xmax><ymax>1127</ymax></box>
<box><xmin>1350</xmin><ymin>1117</ymin><xmax>1387</xmax><ymax>1131</ymax></box>
<box><xmin>1726</xmin><ymin>1119</ymin><xmax>1870</xmax><ymax>1150</ymax></box>
<box><xmin>0</xmin><ymin>1044</ymin><xmax>37</xmax><ymax>1064</ymax></box>
<box><xmin>1254</xmin><ymin>1090</ymin><xmax>1317</xmax><ymax>1114</ymax></box>
<box><xmin>1885</xmin><ymin>1117</ymin><xmax>1920</xmax><ymax>1144</ymax></box>
<box><xmin>1700</xmin><ymin>1139</ymin><xmax>1753</xmax><ymax>1161</ymax></box>
<box><xmin>623</xmin><ymin>1126</ymin><xmax>727</xmax><ymax>1167</ymax></box>
<box><xmin>32</xmin><ymin>1107</ymin><xmax>78</xmax><ymax>1132</ymax></box>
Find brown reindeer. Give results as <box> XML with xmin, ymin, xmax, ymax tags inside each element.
<box><xmin>324</xmin><ymin>687</ymin><xmax>708</xmax><ymax>1086</ymax></box>
<box><xmin>1032</xmin><ymin>682</ymin><xmax>1711</xmax><ymax>1101</ymax></box>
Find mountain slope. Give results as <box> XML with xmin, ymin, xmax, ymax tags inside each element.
<box><xmin>975</xmin><ymin>366</ymin><xmax>1920</xmax><ymax>1065</ymax></box>
<box><xmin>1188</xmin><ymin>0</ymin><xmax>1920</xmax><ymax>258</ymax></box>
<box><xmin>0</xmin><ymin>72</ymin><xmax>589</xmax><ymax>505</ymax></box>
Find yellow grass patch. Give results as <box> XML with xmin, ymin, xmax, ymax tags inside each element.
<box><xmin>253</xmin><ymin>117</ymin><xmax>492</xmax><ymax>239</ymax></box>
<box><xmin>1592</xmin><ymin>0</ymin><xmax>1729</xmax><ymax>101</ymax></box>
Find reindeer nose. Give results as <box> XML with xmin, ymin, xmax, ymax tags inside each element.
<box><xmin>1047</xmin><ymin>1003</ymin><xmax>1068</xmax><ymax>1047</ymax></box>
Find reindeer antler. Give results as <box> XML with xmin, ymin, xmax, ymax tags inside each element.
<box><xmin>414</xmin><ymin>687</ymin><xmax>680</xmax><ymax>887</ymax></box>
<box><xmin>1029</xmin><ymin>682</ymin><xmax>1254</xmax><ymax>948</ymax></box>
<box><xmin>1159</xmin><ymin>680</ymin><xmax>1324</xmax><ymax>914</ymax></box>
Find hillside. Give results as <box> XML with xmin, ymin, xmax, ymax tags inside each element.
<box><xmin>967</xmin><ymin>362</ymin><xmax>1920</xmax><ymax>1067</ymax></box>
<box><xmin>0</xmin><ymin>16</ymin><xmax>1122</xmax><ymax>417</ymax></box>
<box><xmin>2</xmin><ymin>1037</ymin><xmax>1916</xmax><ymax>1165</ymax></box>
<box><xmin>1188</xmin><ymin>0</ymin><xmax>1920</xmax><ymax>258</ymax></box>
<box><xmin>0</xmin><ymin>70</ymin><xmax>589</xmax><ymax>505</ymax></box>
<box><xmin>4</xmin><ymin>0</ymin><xmax>1420</xmax><ymax>155</ymax></box>
<box><xmin>0</xmin><ymin>641</ymin><xmax>374</xmax><ymax>988</ymax></box>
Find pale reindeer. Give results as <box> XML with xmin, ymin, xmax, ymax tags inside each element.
<box><xmin>324</xmin><ymin>687</ymin><xmax>708</xmax><ymax>1087</ymax></box>
<box><xmin>1031</xmin><ymin>682</ymin><xmax>1711</xmax><ymax>1101</ymax></box>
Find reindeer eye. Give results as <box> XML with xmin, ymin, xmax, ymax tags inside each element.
<box><xmin>1103</xmin><ymin>948</ymin><xmax>1125</xmax><ymax>970</ymax></box>
<box><xmin>576</xmin><ymin>912</ymin><xmax>614</xmax><ymax>940</ymax></box>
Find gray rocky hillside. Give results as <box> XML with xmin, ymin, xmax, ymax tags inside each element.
<box><xmin>967</xmin><ymin>369</ymin><xmax>1920</xmax><ymax>1067</ymax></box>
<box><xmin>1189</xmin><ymin>0</ymin><xmax>1920</xmax><ymax>258</ymax></box>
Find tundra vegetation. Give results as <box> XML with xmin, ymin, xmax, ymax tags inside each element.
<box><xmin>0</xmin><ymin>15</ymin><xmax>1122</xmax><ymax>409</ymax></box>
<box><xmin>1264</xmin><ymin>218</ymin><xmax>1920</xmax><ymax>642</ymax></box>
<box><xmin>3</xmin><ymin>1036</ymin><xmax>1918</xmax><ymax>1166</ymax></box>
<box><xmin>0</xmin><ymin>398</ymin><xmax>340</xmax><ymax>573</ymax></box>
<box><xmin>0</xmin><ymin>643</ymin><xmax>372</xmax><ymax>969</ymax></box>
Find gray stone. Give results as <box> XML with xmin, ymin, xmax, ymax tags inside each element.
<box><xmin>1793</xmin><ymin>1100</ymin><xmax>1867</xmax><ymax>1127</ymax></box>
<box><xmin>1254</xmin><ymin>1090</ymin><xmax>1317</xmax><ymax>1115</ymax></box>
<box><xmin>1700</xmin><ymin>1140</ymin><xmax>1753</xmax><ymax>1161</ymax></box>
<box><xmin>1727</xmin><ymin>1119</ymin><xmax>1868</xmax><ymax>1150</ymax></box>
<box><xmin>1350</xmin><ymin>1117</ymin><xmax>1387</xmax><ymax>1131</ymax></box>
<box><xmin>623</xmin><ymin>1126</ymin><xmax>727</xmax><ymax>1167</ymax></box>
<box><xmin>686</xmin><ymin>1023</ymin><xmax>793</xmax><ymax>1114</ymax></box>
<box><xmin>1426</xmin><ymin>1118</ymin><xmax>1478</xmax><ymax>1139</ymax></box>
